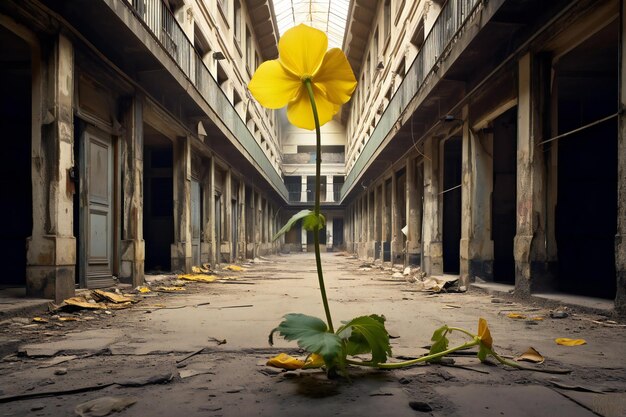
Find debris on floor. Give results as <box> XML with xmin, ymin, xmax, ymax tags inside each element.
<box><xmin>53</xmin><ymin>290</ymin><xmax>139</xmax><ymax>312</ymax></box>
<box><xmin>223</xmin><ymin>265</ymin><xmax>245</xmax><ymax>272</ymax></box>
<box><xmin>178</xmin><ymin>274</ymin><xmax>218</xmax><ymax>283</ymax></box>
<box><xmin>74</xmin><ymin>396</ymin><xmax>138</xmax><ymax>417</ymax></box>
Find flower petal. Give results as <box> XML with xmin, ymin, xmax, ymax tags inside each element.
<box><xmin>248</xmin><ymin>60</ymin><xmax>301</xmax><ymax>109</ymax></box>
<box><xmin>286</xmin><ymin>86</ymin><xmax>338</xmax><ymax>130</ymax></box>
<box><xmin>478</xmin><ymin>318</ymin><xmax>493</xmax><ymax>349</ymax></box>
<box><xmin>266</xmin><ymin>353</ymin><xmax>305</xmax><ymax>370</ymax></box>
<box><xmin>314</xmin><ymin>48</ymin><xmax>357</xmax><ymax>105</ymax></box>
<box><xmin>279</xmin><ymin>24</ymin><xmax>327</xmax><ymax>77</ymax></box>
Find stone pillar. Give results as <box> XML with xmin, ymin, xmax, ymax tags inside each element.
<box><xmin>120</xmin><ymin>95</ymin><xmax>145</xmax><ymax>287</ymax></box>
<box><xmin>326</xmin><ymin>175</ymin><xmax>334</xmax><ymax>202</ymax></box>
<box><xmin>460</xmin><ymin>105</ymin><xmax>494</xmax><ymax>286</ymax></box>
<box><xmin>406</xmin><ymin>157</ymin><xmax>422</xmax><ymax>266</ymax></box>
<box><xmin>374</xmin><ymin>184</ymin><xmax>380</xmax><ymax>258</ymax></box>
<box><xmin>381</xmin><ymin>179</ymin><xmax>388</xmax><ymax>261</ymax></box>
<box><xmin>171</xmin><ymin>136</ymin><xmax>192</xmax><ymax>272</ymax></box>
<box><xmin>391</xmin><ymin>171</ymin><xmax>400</xmax><ymax>264</ymax></box>
<box><xmin>208</xmin><ymin>156</ymin><xmax>217</xmax><ymax>266</ymax></box>
<box><xmin>255</xmin><ymin>192</ymin><xmax>262</xmax><ymax>255</ymax></box>
<box><xmin>423</xmin><ymin>136</ymin><xmax>443</xmax><ymax>275</ymax></box>
<box><xmin>26</xmin><ymin>34</ymin><xmax>75</xmax><ymax>303</ymax></box>
<box><xmin>238</xmin><ymin>179</ymin><xmax>246</xmax><ymax>260</ymax></box>
<box><xmin>616</xmin><ymin>4</ymin><xmax>626</xmax><ymax>313</ymax></box>
<box><xmin>301</xmin><ymin>176</ymin><xmax>307</xmax><ymax>202</ymax></box>
<box><xmin>326</xmin><ymin>212</ymin><xmax>333</xmax><ymax>250</ymax></box>
<box><xmin>224</xmin><ymin>169</ymin><xmax>232</xmax><ymax>262</ymax></box>
<box><xmin>514</xmin><ymin>53</ymin><xmax>548</xmax><ymax>297</ymax></box>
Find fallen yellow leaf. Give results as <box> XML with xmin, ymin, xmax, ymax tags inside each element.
<box><xmin>507</xmin><ymin>313</ymin><xmax>527</xmax><ymax>319</ymax></box>
<box><xmin>530</xmin><ymin>316</ymin><xmax>544</xmax><ymax>321</ymax></box>
<box><xmin>514</xmin><ymin>347</ymin><xmax>545</xmax><ymax>364</ymax></box>
<box><xmin>223</xmin><ymin>265</ymin><xmax>244</xmax><ymax>272</ymax></box>
<box><xmin>58</xmin><ymin>317</ymin><xmax>80</xmax><ymax>322</ymax></box>
<box><xmin>555</xmin><ymin>338</ymin><xmax>586</xmax><ymax>346</ymax></box>
<box><xmin>267</xmin><ymin>353</ymin><xmax>305</xmax><ymax>370</ymax></box>
<box><xmin>137</xmin><ymin>286</ymin><xmax>151</xmax><ymax>293</ymax></box>
<box><xmin>303</xmin><ymin>353</ymin><xmax>325</xmax><ymax>369</ymax></box>
<box><xmin>178</xmin><ymin>274</ymin><xmax>217</xmax><ymax>283</ymax></box>
<box><xmin>32</xmin><ymin>317</ymin><xmax>48</xmax><ymax>323</ymax></box>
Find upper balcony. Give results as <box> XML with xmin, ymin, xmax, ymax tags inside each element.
<box><xmin>41</xmin><ymin>0</ymin><xmax>288</xmax><ymax>201</ymax></box>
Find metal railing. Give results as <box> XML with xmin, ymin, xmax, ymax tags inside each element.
<box><xmin>125</xmin><ymin>0</ymin><xmax>287</xmax><ymax>198</ymax></box>
<box><xmin>344</xmin><ymin>0</ymin><xmax>482</xmax><ymax>199</ymax></box>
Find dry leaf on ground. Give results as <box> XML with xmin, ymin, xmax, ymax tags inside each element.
<box><xmin>507</xmin><ymin>313</ymin><xmax>527</xmax><ymax>319</ymax></box>
<box><xmin>514</xmin><ymin>347</ymin><xmax>545</xmax><ymax>364</ymax></box>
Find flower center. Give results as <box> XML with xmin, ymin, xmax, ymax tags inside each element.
<box><xmin>300</xmin><ymin>74</ymin><xmax>313</xmax><ymax>82</ymax></box>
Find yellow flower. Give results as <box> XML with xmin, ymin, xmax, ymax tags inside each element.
<box><xmin>477</xmin><ymin>318</ymin><xmax>493</xmax><ymax>349</ymax></box>
<box><xmin>248</xmin><ymin>24</ymin><xmax>357</xmax><ymax>130</ymax></box>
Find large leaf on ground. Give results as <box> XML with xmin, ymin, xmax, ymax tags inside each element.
<box><xmin>272</xmin><ymin>210</ymin><xmax>312</xmax><ymax>241</ymax></box>
<box><xmin>338</xmin><ymin>315</ymin><xmax>391</xmax><ymax>365</ymax></box>
<box><xmin>269</xmin><ymin>313</ymin><xmax>342</xmax><ymax>366</ymax></box>
<box><xmin>427</xmin><ymin>325</ymin><xmax>450</xmax><ymax>362</ymax></box>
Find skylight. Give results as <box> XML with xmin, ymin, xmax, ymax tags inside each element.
<box><xmin>271</xmin><ymin>0</ymin><xmax>350</xmax><ymax>49</ymax></box>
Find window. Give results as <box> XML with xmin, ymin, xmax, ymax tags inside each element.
<box><xmin>217</xmin><ymin>0</ymin><xmax>228</xmax><ymax>17</ymax></box>
<box><xmin>373</xmin><ymin>28</ymin><xmax>378</xmax><ymax>62</ymax></box>
<box><xmin>245</xmin><ymin>26</ymin><xmax>253</xmax><ymax>71</ymax></box>
<box><xmin>384</xmin><ymin>0</ymin><xmax>391</xmax><ymax>43</ymax></box>
<box><xmin>234</xmin><ymin>0</ymin><xmax>241</xmax><ymax>44</ymax></box>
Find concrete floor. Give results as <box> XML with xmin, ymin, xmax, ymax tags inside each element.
<box><xmin>0</xmin><ymin>253</ymin><xmax>625</xmax><ymax>416</ymax></box>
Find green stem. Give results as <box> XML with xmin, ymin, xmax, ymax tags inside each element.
<box><xmin>347</xmin><ymin>340</ymin><xmax>480</xmax><ymax>369</ymax></box>
<box><xmin>304</xmin><ymin>79</ymin><xmax>334</xmax><ymax>333</ymax></box>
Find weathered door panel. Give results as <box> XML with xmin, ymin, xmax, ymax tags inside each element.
<box><xmin>191</xmin><ymin>180</ymin><xmax>201</xmax><ymax>266</ymax></box>
<box><xmin>82</xmin><ymin>131</ymin><xmax>115</xmax><ymax>288</ymax></box>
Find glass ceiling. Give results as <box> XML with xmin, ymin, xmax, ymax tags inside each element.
<box><xmin>271</xmin><ymin>0</ymin><xmax>350</xmax><ymax>49</ymax></box>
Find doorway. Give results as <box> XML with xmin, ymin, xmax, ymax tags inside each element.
<box><xmin>553</xmin><ymin>21</ymin><xmax>618</xmax><ymax>299</ymax></box>
<box><xmin>442</xmin><ymin>136</ymin><xmax>462</xmax><ymax>274</ymax></box>
<box><xmin>0</xmin><ymin>26</ymin><xmax>32</xmax><ymax>287</ymax></box>
<box><xmin>79</xmin><ymin>129</ymin><xmax>116</xmax><ymax>288</ymax></box>
<box><xmin>492</xmin><ymin>108</ymin><xmax>517</xmax><ymax>283</ymax></box>
<box><xmin>191</xmin><ymin>179</ymin><xmax>202</xmax><ymax>266</ymax></box>
<box><xmin>143</xmin><ymin>127</ymin><xmax>174</xmax><ymax>272</ymax></box>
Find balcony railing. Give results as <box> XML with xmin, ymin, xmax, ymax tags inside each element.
<box><xmin>344</xmin><ymin>0</ymin><xmax>481</xmax><ymax>197</ymax></box>
<box><xmin>124</xmin><ymin>0</ymin><xmax>287</xmax><ymax>199</ymax></box>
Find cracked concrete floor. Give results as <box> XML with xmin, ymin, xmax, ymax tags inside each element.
<box><xmin>1</xmin><ymin>252</ymin><xmax>626</xmax><ymax>416</ymax></box>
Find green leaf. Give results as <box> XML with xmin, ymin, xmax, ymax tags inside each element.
<box><xmin>303</xmin><ymin>213</ymin><xmax>326</xmax><ymax>232</ymax></box>
<box><xmin>337</xmin><ymin>315</ymin><xmax>391</xmax><ymax>365</ymax></box>
<box><xmin>272</xmin><ymin>210</ymin><xmax>312</xmax><ymax>241</ymax></box>
<box><xmin>427</xmin><ymin>325</ymin><xmax>449</xmax><ymax>362</ymax></box>
<box><xmin>269</xmin><ymin>313</ymin><xmax>342</xmax><ymax>366</ymax></box>
<box><xmin>477</xmin><ymin>345</ymin><xmax>489</xmax><ymax>362</ymax></box>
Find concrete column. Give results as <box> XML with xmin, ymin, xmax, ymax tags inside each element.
<box><xmin>514</xmin><ymin>53</ymin><xmax>548</xmax><ymax>296</ymax></box>
<box><xmin>423</xmin><ymin>136</ymin><xmax>443</xmax><ymax>275</ymax></box>
<box><xmin>391</xmin><ymin>172</ymin><xmax>400</xmax><ymax>264</ymax></box>
<box><xmin>374</xmin><ymin>185</ymin><xmax>380</xmax><ymax>257</ymax></box>
<box><xmin>255</xmin><ymin>191</ymin><xmax>262</xmax><ymax>255</ymax></box>
<box><xmin>208</xmin><ymin>156</ymin><xmax>217</xmax><ymax>265</ymax></box>
<box><xmin>223</xmin><ymin>169</ymin><xmax>232</xmax><ymax>261</ymax></box>
<box><xmin>301</xmin><ymin>176</ymin><xmax>307</xmax><ymax>202</ymax></box>
<box><xmin>238</xmin><ymin>179</ymin><xmax>246</xmax><ymax>260</ymax></box>
<box><xmin>616</xmin><ymin>4</ymin><xmax>626</xmax><ymax>313</ymax></box>
<box><xmin>26</xmin><ymin>34</ymin><xmax>75</xmax><ymax>303</ymax></box>
<box><xmin>326</xmin><ymin>175</ymin><xmax>334</xmax><ymax>202</ymax></box>
<box><xmin>171</xmin><ymin>136</ymin><xmax>192</xmax><ymax>272</ymax></box>
<box><xmin>460</xmin><ymin>105</ymin><xmax>495</xmax><ymax>286</ymax></box>
<box><xmin>406</xmin><ymin>158</ymin><xmax>422</xmax><ymax>265</ymax></box>
<box><xmin>326</xmin><ymin>212</ymin><xmax>333</xmax><ymax>250</ymax></box>
<box><xmin>381</xmin><ymin>179</ymin><xmax>388</xmax><ymax>261</ymax></box>
<box><xmin>120</xmin><ymin>95</ymin><xmax>145</xmax><ymax>287</ymax></box>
